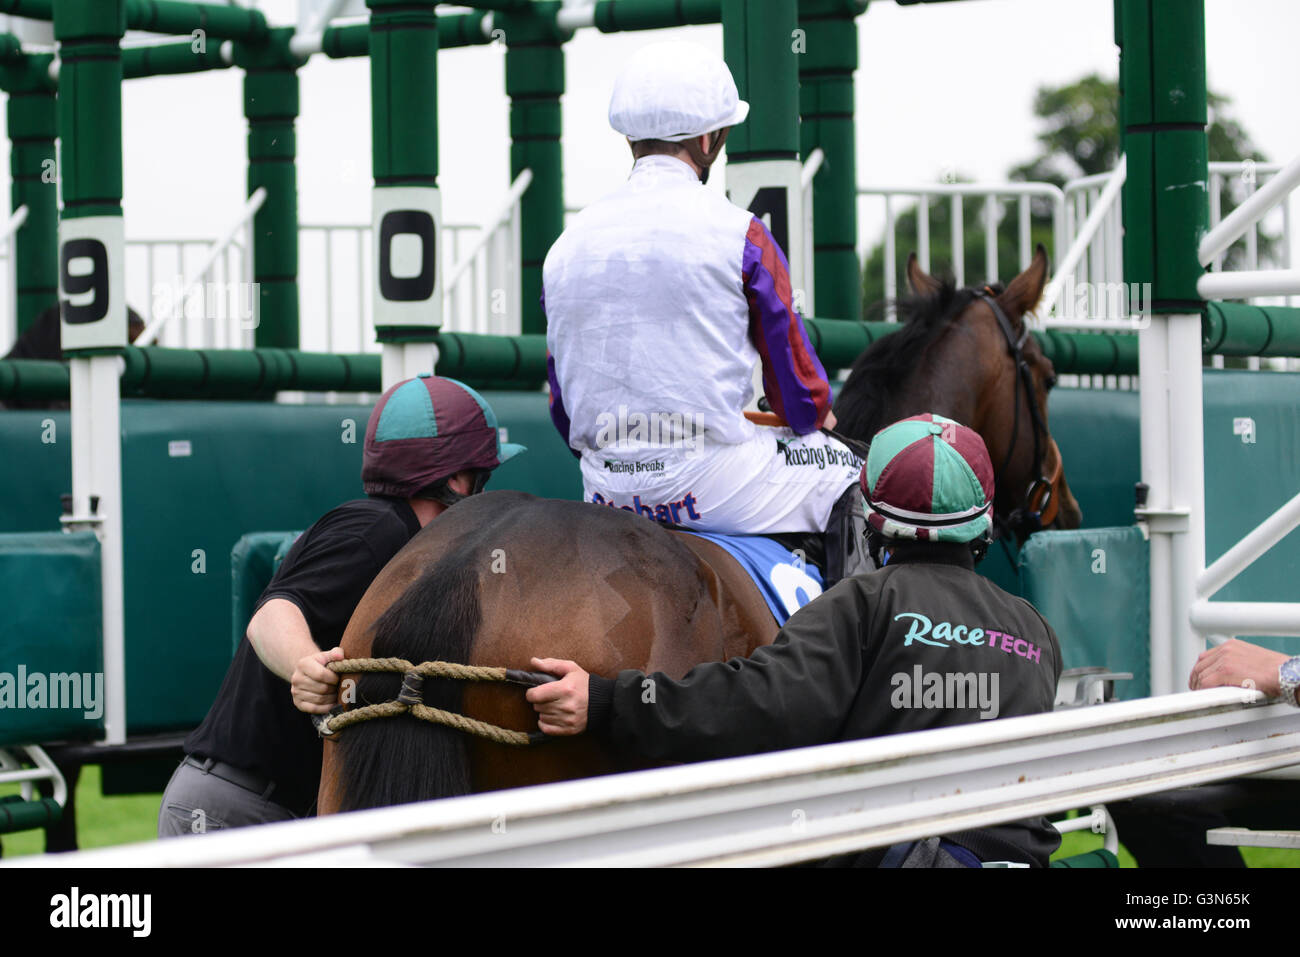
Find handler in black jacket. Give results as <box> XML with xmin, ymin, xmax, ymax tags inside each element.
<box><xmin>529</xmin><ymin>413</ymin><xmax>1063</xmax><ymax>867</ymax></box>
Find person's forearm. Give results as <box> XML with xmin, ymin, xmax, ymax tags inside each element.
<box><xmin>246</xmin><ymin>598</ymin><xmax>319</xmax><ymax>683</ymax></box>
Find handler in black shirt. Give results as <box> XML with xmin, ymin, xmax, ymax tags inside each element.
<box><xmin>528</xmin><ymin>414</ymin><xmax>1063</xmax><ymax>867</ymax></box>
<box><xmin>159</xmin><ymin>374</ymin><xmax>524</xmax><ymax>835</ymax></box>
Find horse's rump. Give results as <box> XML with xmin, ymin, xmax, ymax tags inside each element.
<box><xmin>321</xmin><ymin>491</ymin><xmax>777</xmax><ymax>812</ymax></box>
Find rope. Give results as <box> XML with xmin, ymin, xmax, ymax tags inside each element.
<box><xmin>330</xmin><ymin>657</ymin><xmax>508</xmax><ymax>683</ymax></box>
<box><xmin>325</xmin><ymin>699</ymin><xmax>534</xmax><ymax>747</ymax></box>
<box><xmin>315</xmin><ymin>657</ymin><xmax>550</xmax><ymax>747</ymax></box>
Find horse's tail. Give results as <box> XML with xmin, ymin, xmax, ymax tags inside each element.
<box><xmin>336</xmin><ymin>546</ymin><xmax>482</xmax><ymax>811</ymax></box>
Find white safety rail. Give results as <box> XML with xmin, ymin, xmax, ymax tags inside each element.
<box><xmin>0</xmin><ymin>745</ymin><xmax>66</xmax><ymax>810</ymax></box>
<box><xmin>0</xmin><ymin>204</ymin><xmax>27</xmax><ymax>352</ymax></box>
<box><xmin>800</xmin><ymin>148</ymin><xmax>824</xmax><ymax>316</ymax></box>
<box><xmin>132</xmin><ymin>187</ymin><xmax>267</xmax><ymax>350</ymax></box>
<box><xmin>13</xmin><ymin>689</ymin><xmax>1297</xmax><ymax>869</ymax></box>
<box><xmin>856</xmin><ymin>181</ymin><xmax>1067</xmax><ymax>320</ymax></box>
<box><xmin>442</xmin><ymin>168</ymin><xmax>532</xmax><ymax>336</ymax></box>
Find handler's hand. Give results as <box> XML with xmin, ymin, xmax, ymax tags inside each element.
<box><xmin>292</xmin><ymin>646</ymin><xmax>343</xmax><ymax>714</ymax></box>
<box><xmin>526</xmin><ymin>657</ymin><xmax>589</xmax><ymax>736</ymax></box>
<box><xmin>1189</xmin><ymin>638</ymin><xmax>1289</xmax><ymax>699</ymax></box>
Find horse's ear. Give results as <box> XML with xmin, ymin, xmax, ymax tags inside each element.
<box><xmin>1000</xmin><ymin>244</ymin><xmax>1050</xmax><ymax>319</ymax></box>
<box><xmin>906</xmin><ymin>253</ymin><xmax>942</xmax><ymax>298</ymax></box>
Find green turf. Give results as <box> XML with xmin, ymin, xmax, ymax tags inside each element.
<box><xmin>0</xmin><ymin>765</ymin><xmax>160</xmax><ymax>859</ymax></box>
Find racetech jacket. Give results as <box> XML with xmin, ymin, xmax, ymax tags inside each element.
<box><xmin>586</xmin><ymin>541</ymin><xmax>1064</xmax><ymax>866</ymax></box>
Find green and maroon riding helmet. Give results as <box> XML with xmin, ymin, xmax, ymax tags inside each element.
<box><xmin>362</xmin><ymin>373</ymin><xmax>526</xmax><ymax>504</ymax></box>
<box><xmin>859</xmin><ymin>413</ymin><xmax>995</xmax><ymax>563</ymax></box>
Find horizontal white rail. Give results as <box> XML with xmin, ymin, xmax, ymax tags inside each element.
<box><xmin>1199</xmin><ymin>151</ymin><xmax>1300</xmax><ymax>266</ymax></box>
<box><xmin>1197</xmin><ymin>269</ymin><xmax>1300</xmax><ymax>300</ymax></box>
<box><xmin>1198</xmin><ymin>490</ymin><xmax>1300</xmax><ymax>599</ymax></box>
<box><xmin>14</xmin><ymin>689</ymin><xmax>1299</xmax><ymax>869</ymax></box>
<box><xmin>1190</xmin><ymin>601</ymin><xmax>1300</xmax><ymax>637</ymax></box>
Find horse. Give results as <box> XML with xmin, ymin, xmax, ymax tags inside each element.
<box><xmin>317</xmin><ymin>244</ymin><xmax>1082</xmax><ymax>814</ymax></box>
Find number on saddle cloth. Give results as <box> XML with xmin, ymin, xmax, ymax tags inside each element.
<box><xmin>681</xmin><ymin>531</ymin><xmax>823</xmax><ymax>626</ymax></box>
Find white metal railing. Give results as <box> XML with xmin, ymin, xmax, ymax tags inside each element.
<box><xmin>856</xmin><ymin>181</ymin><xmax>1067</xmax><ymax>320</ymax></box>
<box><xmin>133</xmin><ymin>187</ymin><xmax>266</xmax><ymax>349</ymax></box>
<box><xmin>11</xmin><ymin>688</ymin><xmax>1294</xmax><ymax>868</ymax></box>
<box><xmin>0</xmin><ymin>745</ymin><xmax>66</xmax><ymax>811</ymax></box>
<box><xmin>801</xmin><ymin>148</ymin><xmax>824</xmax><ymax>316</ymax></box>
<box><xmin>443</xmin><ymin>168</ymin><xmax>532</xmax><ymax>336</ymax></box>
<box><xmin>0</xmin><ymin>204</ymin><xmax>28</xmax><ymax>352</ymax></box>
<box><xmin>1044</xmin><ymin>157</ymin><xmax>1129</xmax><ymax>330</ymax></box>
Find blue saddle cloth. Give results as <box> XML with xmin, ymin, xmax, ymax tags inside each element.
<box><xmin>682</xmin><ymin>531</ymin><xmax>824</xmax><ymax>626</ymax></box>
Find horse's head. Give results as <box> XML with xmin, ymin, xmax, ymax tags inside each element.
<box><xmin>904</xmin><ymin>247</ymin><xmax>1083</xmax><ymax>542</ymax></box>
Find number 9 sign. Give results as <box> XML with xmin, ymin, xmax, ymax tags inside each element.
<box><xmin>59</xmin><ymin>216</ymin><xmax>126</xmax><ymax>350</ymax></box>
<box><xmin>372</xmin><ymin>186</ymin><xmax>443</xmax><ymax>331</ymax></box>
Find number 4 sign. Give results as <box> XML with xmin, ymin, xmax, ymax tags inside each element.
<box><xmin>59</xmin><ymin>216</ymin><xmax>126</xmax><ymax>351</ymax></box>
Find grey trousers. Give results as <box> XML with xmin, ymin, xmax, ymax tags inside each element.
<box><xmin>157</xmin><ymin>758</ymin><xmax>297</xmax><ymax>837</ymax></box>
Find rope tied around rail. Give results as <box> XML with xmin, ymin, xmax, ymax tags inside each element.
<box><xmin>312</xmin><ymin>657</ymin><xmax>556</xmax><ymax>746</ymax></box>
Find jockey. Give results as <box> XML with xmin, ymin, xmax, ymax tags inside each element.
<box><xmin>542</xmin><ymin>40</ymin><xmax>865</xmax><ymax>580</ymax></box>
<box><xmin>158</xmin><ymin>375</ymin><xmax>523</xmax><ymax>835</ymax></box>
<box><xmin>528</xmin><ymin>414</ymin><xmax>1064</xmax><ymax>867</ymax></box>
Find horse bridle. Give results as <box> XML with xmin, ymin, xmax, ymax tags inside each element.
<box><xmin>976</xmin><ymin>289</ymin><xmax>1062</xmax><ymax>541</ymax></box>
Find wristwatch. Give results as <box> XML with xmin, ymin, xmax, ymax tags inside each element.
<box><xmin>1278</xmin><ymin>656</ymin><xmax>1300</xmax><ymax>706</ymax></box>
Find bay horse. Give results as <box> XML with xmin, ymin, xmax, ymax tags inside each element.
<box><xmin>317</xmin><ymin>245</ymin><xmax>1082</xmax><ymax>814</ymax></box>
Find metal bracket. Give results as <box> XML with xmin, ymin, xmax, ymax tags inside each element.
<box><xmin>1133</xmin><ymin>506</ymin><xmax>1191</xmax><ymax>534</ymax></box>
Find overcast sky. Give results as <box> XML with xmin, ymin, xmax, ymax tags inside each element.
<box><xmin>2</xmin><ymin>0</ymin><xmax>1296</xmax><ymax>340</ymax></box>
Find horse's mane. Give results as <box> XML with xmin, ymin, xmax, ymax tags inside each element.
<box><xmin>833</xmin><ymin>279</ymin><xmax>1002</xmax><ymax>441</ymax></box>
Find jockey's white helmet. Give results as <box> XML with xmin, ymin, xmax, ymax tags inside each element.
<box><xmin>608</xmin><ymin>40</ymin><xmax>750</xmax><ymax>142</ymax></box>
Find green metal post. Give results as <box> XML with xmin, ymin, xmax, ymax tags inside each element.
<box><xmin>368</xmin><ymin>0</ymin><xmax>442</xmax><ymax>386</ymax></box>
<box><xmin>501</xmin><ymin>2</ymin><xmax>564</xmax><ymax>335</ymax></box>
<box><xmin>1</xmin><ymin>48</ymin><xmax>57</xmax><ymax>333</ymax></box>
<box><xmin>52</xmin><ymin>0</ymin><xmax>128</xmax><ymax>745</ymax></box>
<box><xmin>1116</xmin><ymin>0</ymin><xmax>1209</xmax><ymax>696</ymax></box>
<box><xmin>798</xmin><ymin>0</ymin><xmax>867</xmax><ymax>320</ymax></box>
<box><xmin>722</xmin><ymin>0</ymin><xmax>808</xmax><ymax>306</ymax></box>
<box><xmin>236</xmin><ymin>29</ymin><xmax>300</xmax><ymax>349</ymax></box>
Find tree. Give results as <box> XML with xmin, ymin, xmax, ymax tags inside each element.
<box><xmin>859</xmin><ymin>75</ymin><xmax>1275</xmax><ymax>315</ymax></box>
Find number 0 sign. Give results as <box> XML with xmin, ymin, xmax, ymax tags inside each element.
<box><xmin>372</xmin><ymin>186</ymin><xmax>443</xmax><ymax>330</ymax></box>
<box><xmin>59</xmin><ymin>216</ymin><xmax>126</xmax><ymax>350</ymax></box>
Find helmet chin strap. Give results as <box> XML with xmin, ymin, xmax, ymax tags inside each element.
<box><xmin>682</xmin><ymin>128</ymin><xmax>730</xmax><ymax>183</ymax></box>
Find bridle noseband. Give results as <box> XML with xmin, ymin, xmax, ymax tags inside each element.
<box><xmin>976</xmin><ymin>288</ymin><xmax>1062</xmax><ymax>542</ymax></box>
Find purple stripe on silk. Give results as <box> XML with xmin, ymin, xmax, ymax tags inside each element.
<box><xmin>742</xmin><ymin>218</ymin><xmax>830</xmax><ymax>434</ymax></box>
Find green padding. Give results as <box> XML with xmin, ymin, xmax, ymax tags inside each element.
<box><xmin>0</xmin><ymin>531</ymin><xmax>103</xmax><ymax>746</ymax></box>
<box><xmin>1202</xmin><ymin>370</ymin><xmax>1300</xmax><ymax>653</ymax></box>
<box><xmin>1019</xmin><ymin>526</ymin><xmax>1150</xmax><ymax>699</ymax></box>
<box><xmin>0</xmin><ymin>394</ymin><xmax>580</xmax><ymax>736</ymax></box>
<box><xmin>1050</xmin><ymin>848</ymin><xmax>1120</xmax><ymax>868</ymax></box>
<box><xmin>0</xmin><ymin>794</ymin><xmax>62</xmax><ymax>835</ymax></box>
<box><xmin>230</xmin><ymin>531</ymin><xmax>299</xmax><ymax>658</ymax></box>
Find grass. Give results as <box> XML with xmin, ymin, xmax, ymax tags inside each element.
<box><xmin>3</xmin><ymin>773</ymin><xmax>1297</xmax><ymax>865</ymax></box>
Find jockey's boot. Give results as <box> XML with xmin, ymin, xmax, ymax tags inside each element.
<box><xmin>823</xmin><ymin>484</ymin><xmax>873</xmax><ymax>588</ymax></box>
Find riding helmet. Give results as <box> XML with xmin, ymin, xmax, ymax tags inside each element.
<box><xmin>362</xmin><ymin>374</ymin><xmax>525</xmax><ymax>499</ymax></box>
<box><xmin>608</xmin><ymin>40</ymin><xmax>750</xmax><ymax>142</ymax></box>
<box><xmin>859</xmin><ymin>413</ymin><xmax>994</xmax><ymax>544</ymax></box>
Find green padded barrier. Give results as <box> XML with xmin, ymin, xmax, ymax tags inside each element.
<box><xmin>0</xmin><ymin>393</ymin><xmax>580</xmax><ymax>737</ymax></box>
<box><xmin>1050</xmin><ymin>848</ymin><xmax>1120</xmax><ymax>868</ymax></box>
<box><xmin>230</xmin><ymin>531</ymin><xmax>300</xmax><ymax>657</ymax></box>
<box><xmin>0</xmin><ymin>794</ymin><xmax>62</xmax><ymax>835</ymax></box>
<box><xmin>1201</xmin><ymin>370</ymin><xmax>1300</xmax><ymax>653</ymax></box>
<box><xmin>974</xmin><ymin>387</ymin><xmax>1142</xmax><ymax>597</ymax></box>
<box><xmin>1019</xmin><ymin>526</ymin><xmax>1150</xmax><ymax>699</ymax></box>
<box><xmin>0</xmin><ymin>531</ymin><xmax>103</xmax><ymax>746</ymax></box>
